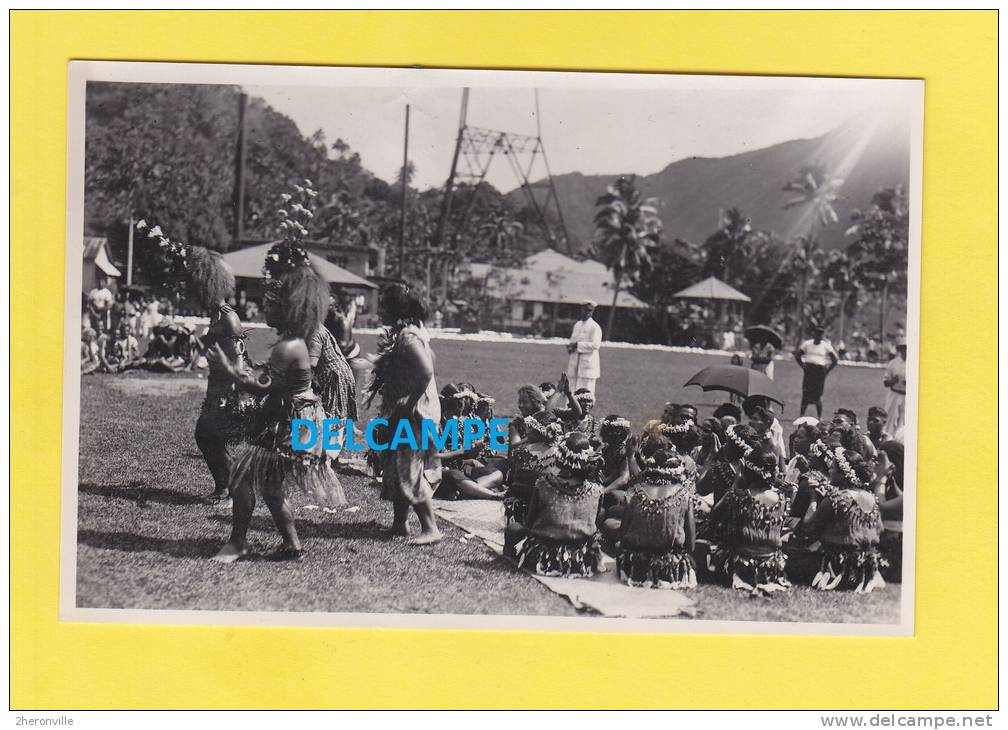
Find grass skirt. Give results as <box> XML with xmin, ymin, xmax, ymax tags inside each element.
<box><xmin>231</xmin><ymin>391</ymin><xmax>346</xmax><ymax>510</ymax></box>
<box><xmin>516</xmin><ymin>533</ymin><xmax>603</xmax><ymax>578</ymax></box>
<box><xmin>229</xmin><ymin>444</ymin><xmax>346</xmax><ymax>511</ymax></box>
<box><xmin>198</xmin><ymin>388</ymin><xmax>254</xmax><ymax>444</ymax></box>
<box><xmin>812</xmin><ymin>547</ymin><xmax>887</xmax><ymax>593</ymax></box>
<box><xmin>616</xmin><ymin>547</ymin><xmax>697</xmax><ymax>589</ymax></box>
<box><xmin>712</xmin><ymin>547</ymin><xmax>791</xmax><ymax>596</ymax></box>
<box><xmin>503</xmin><ymin>495</ymin><xmax>529</xmax><ymax>525</ymax></box>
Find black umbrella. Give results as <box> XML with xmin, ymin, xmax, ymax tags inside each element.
<box><xmin>684</xmin><ymin>364</ymin><xmax>784</xmax><ymax>407</ymax></box>
<box><xmin>745</xmin><ymin>325</ymin><xmax>784</xmax><ymax>350</ymax></box>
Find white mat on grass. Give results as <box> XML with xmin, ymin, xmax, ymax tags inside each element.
<box><xmin>433</xmin><ymin>500</ymin><xmax>696</xmax><ymax>619</ymax></box>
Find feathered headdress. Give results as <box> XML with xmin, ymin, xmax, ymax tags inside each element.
<box><xmin>135</xmin><ymin>220</ymin><xmax>192</xmax><ymax>292</ymax></box>
<box><xmin>263</xmin><ymin>179</ymin><xmax>317</xmax><ymax>281</ymax></box>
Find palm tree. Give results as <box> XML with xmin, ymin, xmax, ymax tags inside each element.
<box><xmin>702</xmin><ymin>207</ymin><xmax>752</xmax><ymax>283</ymax></box>
<box><xmin>477</xmin><ymin>212</ymin><xmax>524</xmax><ymax>250</ymax></box>
<box><xmin>593</xmin><ymin>175</ymin><xmax>662</xmax><ymax>340</ymax></box>
<box><xmin>781</xmin><ymin>164</ymin><xmax>844</xmax><ymax>338</ymax></box>
<box><xmin>783</xmin><ymin>164</ymin><xmax>844</xmax><ymax>226</ymax></box>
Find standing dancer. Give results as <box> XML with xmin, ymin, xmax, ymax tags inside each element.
<box><xmin>365</xmin><ymin>283</ymin><xmax>443</xmax><ymax>545</ymax></box>
<box><xmin>188</xmin><ymin>248</ymin><xmax>254</xmax><ymax>504</ymax></box>
<box><xmin>307</xmin><ymin>324</ymin><xmax>358</xmax><ymax>424</ymax></box>
<box><xmin>135</xmin><ymin>222</ymin><xmax>253</xmax><ymax>504</ymax></box>
<box><xmin>207</xmin><ymin>262</ymin><xmax>346</xmax><ymax>562</ymax></box>
<box><xmin>325</xmin><ymin>294</ymin><xmax>361</xmax><ymax>361</ymax></box>
<box><xmin>267</xmin><ymin>181</ymin><xmax>358</xmax><ymax>428</ymax></box>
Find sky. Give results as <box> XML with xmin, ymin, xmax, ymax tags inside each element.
<box><xmin>246</xmin><ymin>79</ymin><xmax>914</xmax><ymax>192</ymax></box>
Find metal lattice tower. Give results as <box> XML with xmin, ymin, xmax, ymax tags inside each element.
<box><xmin>434</xmin><ymin>89</ymin><xmax>572</xmax><ymax>255</ymax></box>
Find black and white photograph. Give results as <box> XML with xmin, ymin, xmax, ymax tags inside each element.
<box><xmin>61</xmin><ymin>62</ymin><xmax>922</xmax><ymax>633</ymax></box>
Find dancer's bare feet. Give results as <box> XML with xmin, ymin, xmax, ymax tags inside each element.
<box><xmin>408</xmin><ymin>529</ymin><xmax>443</xmax><ymax>546</ymax></box>
<box><xmin>385</xmin><ymin>523</ymin><xmax>410</xmax><ymax>538</ymax></box>
<box><xmin>210</xmin><ymin>543</ymin><xmax>248</xmax><ymax>563</ymax></box>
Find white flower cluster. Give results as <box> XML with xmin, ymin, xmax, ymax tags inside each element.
<box><xmin>810</xmin><ymin>439</ymin><xmax>835</xmax><ymax>465</ymax></box>
<box><xmin>276</xmin><ymin>178</ymin><xmax>317</xmax><ymax>245</ymax></box>
<box><xmin>725</xmin><ymin>424</ymin><xmax>752</xmax><ymax>455</ymax></box>
<box><xmin>660</xmin><ymin>419</ymin><xmax>695</xmax><ymax>437</ymax></box>
<box><xmin>833</xmin><ymin>447</ymin><xmax>866</xmax><ymax>489</ymax></box>
<box><xmin>135</xmin><ymin>219</ymin><xmax>187</xmax><ymax>263</ymax></box>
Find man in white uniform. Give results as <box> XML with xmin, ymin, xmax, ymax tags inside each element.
<box><xmin>883</xmin><ymin>338</ymin><xmax>907</xmax><ymax>436</ymax></box>
<box><xmin>566</xmin><ymin>300</ymin><xmax>602</xmax><ymax>396</ymax></box>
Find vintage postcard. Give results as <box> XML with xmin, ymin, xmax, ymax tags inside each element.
<box><xmin>61</xmin><ymin>61</ymin><xmax>922</xmax><ymax>635</ymax></box>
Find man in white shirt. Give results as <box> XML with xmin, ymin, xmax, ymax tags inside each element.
<box><xmin>566</xmin><ymin>300</ymin><xmax>602</xmax><ymax>396</ymax></box>
<box><xmin>883</xmin><ymin>338</ymin><xmax>907</xmax><ymax>436</ymax></box>
<box><xmin>793</xmin><ymin>322</ymin><xmax>839</xmax><ymax>418</ymax></box>
<box><xmin>87</xmin><ymin>277</ymin><xmax>114</xmax><ymax>333</ymax></box>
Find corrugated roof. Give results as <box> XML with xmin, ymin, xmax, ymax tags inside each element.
<box><xmin>672</xmin><ymin>276</ymin><xmax>751</xmax><ymax>302</ymax></box>
<box><xmin>467</xmin><ymin>249</ymin><xmax>647</xmax><ymax>309</ymax></box>
<box><xmin>220</xmin><ymin>242</ymin><xmax>377</xmax><ymax>289</ymax></box>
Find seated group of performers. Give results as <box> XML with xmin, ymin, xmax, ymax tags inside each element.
<box><xmin>441</xmin><ymin>380</ymin><xmax>903</xmax><ymax>597</ymax></box>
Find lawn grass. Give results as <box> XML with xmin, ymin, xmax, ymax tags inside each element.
<box><xmin>75</xmin><ymin>335</ymin><xmax>901</xmax><ymax>624</ymax></box>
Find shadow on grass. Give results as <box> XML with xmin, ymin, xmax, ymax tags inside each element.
<box><xmin>77</xmin><ymin>528</ymin><xmax>221</xmax><ymax>559</ymax></box>
<box><xmin>79</xmin><ymin>481</ymin><xmax>206</xmax><ymax>507</ymax></box>
<box><xmin>207</xmin><ymin>514</ymin><xmax>392</xmax><ymax>543</ymax></box>
<box><xmin>460</xmin><ymin>556</ymin><xmax>517</xmax><ymax>575</ymax></box>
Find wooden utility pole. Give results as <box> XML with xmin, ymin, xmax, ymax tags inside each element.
<box><xmin>126</xmin><ymin>215</ymin><xmax>134</xmax><ymax>285</ymax></box>
<box><xmin>397</xmin><ymin>104</ymin><xmax>410</xmax><ymax>277</ymax></box>
<box><xmin>435</xmin><ymin>89</ymin><xmax>469</xmax><ymax>300</ymax></box>
<box><xmin>232</xmin><ymin>92</ymin><xmax>249</xmax><ymax>243</ymax></box>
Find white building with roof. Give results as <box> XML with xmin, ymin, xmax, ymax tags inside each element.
<box><xmin>464</xmin><ymin>248</ymin><xmax>647</xmax><ymax>336</ymax></box>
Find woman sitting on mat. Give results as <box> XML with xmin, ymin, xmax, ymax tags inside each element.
<box><xmin>706</xmin><ymin>443</ymin><xmax>792</xmax><ymax>596</ymax></box>
<box><xmin>434</xmin><ymin>384</ymin><xmax>506</xmax><ymax>501</ymax></box>
<box><xmin>508</xmin><ymin>384</ymin><xmax>547</xmax><ymax>446</ymax></box>
<box><xmin>806</xmin><ymin>447</ymin><xmax>887</xmax><ymax>593</ymax></box>
<box><xmin>603</xmin><ymin>449</ymin><xmax>698</xmax><ymax>590</ymax></box>
<box><xmin>503</xmin><ymin>409</ymin><xmax>562</xmax><ymax>525</ymax></box>
<box><xmin>506</xmin><ymin>431</ymin><xmax>605</xmax><ymax>578</ymax></box>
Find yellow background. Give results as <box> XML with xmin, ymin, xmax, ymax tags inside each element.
<box><xmin>10</xmin><ymin>10</ymin><xmax>998</xmax><ymax>709</ymax></box>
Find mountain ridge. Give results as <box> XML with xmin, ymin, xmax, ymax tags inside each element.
<box><xmin>511</xmin><ymin>117</ymin><xmax>911</xmax><ymax>255</ymax></box>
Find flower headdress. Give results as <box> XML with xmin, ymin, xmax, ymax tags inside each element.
<box><xmin>833</xmin><ymin>447</ymin><xmax>867</xmax><ymax>489</ymax></box>
<box><xmin>263</xmin><ymin>179</ymin><xmax>317</xmax><ymax>282</ymax></box>
<box><xmin>599</xmin><ymin>416</ymin><xmax>631</xmax><ymax>445</ymax></box>
<box><xmin>810</xmin><ymin>439</ymin><xmax>835</xmax><ymax>466</ymax></box>
<box><xmin>659</xmin><ymin>419</ymin><xmax>695</xmax><ymax>438</ymax></box>
<box><xmin>741</xmin><ymin>449</ymin><xmax>776</xmax><ymax>484</ymax></box>
<box><xmin>452</xmin><ymin>387</ymin><xmax>480</xmax><ymax>413</ymax></box>
<box><xmin>553</xmin><ymin>433</ymin><xmax>603</xmax><ymax>475</ymax></box>
<box><xmin>524</xmin><ymin>413</ymin><xmax>563</xmax><ymax>444</ymax></box>
<box><xmin>573</xmin><ymin>389</ymin><xmax>595</xmax><ymax>406</ymax></box>
<box><xmin>476</xmin><ymin>393</ymin><xmax>496</xmax><ymax>407</ymax></box>
<box><xmin>725</xmin><ymin>424</ymin><xmax>754</xmax><ymax>455</ymax></box>
<box><xmin>639</xmin><ymin>451</ymin><xmax>688</xmax><ymax>486</ymax></box>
